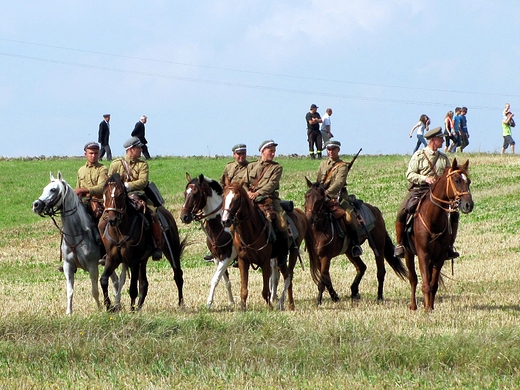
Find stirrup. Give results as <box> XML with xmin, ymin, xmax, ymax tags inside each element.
<box><xmin>351</xmin><ymin>245</ymin><xmax>363</xmax><ymax>257</ymax></box>
<box><xmin>152</xmin><ymin>249</ymin><xmax>162</xmax><ymax>261</ymax></box>
<box><xmin>99</xmin><ymin>255</ymin><xmax>107</xmax><ymax>266</ymax></box>
<box><xmin>446</xmin><ymin>247</ymin><xmax>460</xmax><ymax>260</ymax></box>
<box><xmin>394</xmin><ymin>244</ymin><xmax>405</xmax><ymax>258</ymax></box>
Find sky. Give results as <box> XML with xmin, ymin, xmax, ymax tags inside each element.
<box><xmin>2</xmin><ymin>0</ymin><xmax>520</xmax><ymax>158</ymax></box>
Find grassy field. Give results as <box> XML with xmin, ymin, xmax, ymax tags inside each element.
<box><xmin>0</xmin><ymin>153</ymin><xmax>519</xmax><ymax>389</ymax></box>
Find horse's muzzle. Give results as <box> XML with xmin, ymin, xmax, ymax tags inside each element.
<box><xmin>180</xmin><ymin>211</ymin><xmax>193</xmax><ymax>224</ymax></box>
<box><xmin>222</xmin><ymin>218</ymin><xmax>233</xmax><ymax>228</ymax></box>
<box><xmin>32</xmin><ymin>199</ymin><xmax>45</xmax><ymax>215</ymax></box>
<box><xmin>460</xmin><ymin>198</ymin><xmax>474</xmax><ymax>214</ymax></box>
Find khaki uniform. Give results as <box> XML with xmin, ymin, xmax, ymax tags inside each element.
<box><xmin>77</xmin><ymin>162</ymin><xmax>108</xmax><ymax>199</ymax></box>
<box><xmin>397</xmin><ymin>147</ymin><xmax>451</xmax><ymax>222</ymax></box>
<box><xmin>108</xmin><ymin>157</ymin><xmax>149</xmax><ymax>193</ymax></box>
<box><xmin>245</xmin><ymin>159</ymin><xmax>287</xmax><ymax>233</ymax></box>
<box><xmin>220</xmin><ymin>160</ymin><xmax>249</xmax><ymax>188</ymax></box>
<box><xmin>317</xmin><ymin>156</ymin><xmax>349</xmax><ymax>201</ymax></box>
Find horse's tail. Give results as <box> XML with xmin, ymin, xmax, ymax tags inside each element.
<box><xmin>383</xmin><ymin>232</ymin><xmax>408</xmax><ymax>280</ymax></box>
<box><xmin>304</xmin><ymin>219</ymin><xmax>321</xmax><ymax>286</ymax></box>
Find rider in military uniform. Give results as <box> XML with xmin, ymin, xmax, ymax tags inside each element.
<box><xmin>102</xmin><ymin>136</ymin><xmax>163</xmax><ymax>260</ymax></box>
<box><xmin>316</xmin><ymin>140</ymin><xmax>363</xmax><ymax>257</ymax></box>
<box><xmin>394</xmin><ymin>126</ymin><xmax>459</xmax><ymax>259</ymax></box>
<box><xmin>244</xmin><ymin>139</ymin><xmax>288</xmax><ymax>238</ymax></box>
<box><xmin>74</xmin><ymin>141</ymin><xmax>107</xmax><ymax>245</ymax></box>
<box><xmin>220</xmin><ymin>143</ymin><xmax>249</xmax><ymax>188</ymax></box>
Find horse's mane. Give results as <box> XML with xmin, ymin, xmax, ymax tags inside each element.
<box><xmin>205</xmin><ymin>177</ymin><xmax>223</xmax><ymax>196</ymax></box>
<box><xmin>55</xmin><ymin>177</ymin><xmax>92</xmax><ymax>230</ymax></box>
<box><xmin>105</xmin><ymin>173</ymin><xmax>126</xmax><ymax>192</ymax></box>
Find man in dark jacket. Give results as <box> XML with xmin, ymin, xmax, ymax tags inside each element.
<box><xmin>131</xmin><ymin>115</ymin><xmax>151</xmax><ymax>159</ymax></box>
<box><xmin>98</xmin><ymin>114</ymin><xmax>112</xmax><ymax>161</ymax></box>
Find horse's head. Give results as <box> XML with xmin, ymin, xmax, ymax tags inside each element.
<box><xmin>181</xmin><ymin>173</ymin><xmax>209</xmax><ymax>224</ymax></box>
<box><xmin>448</xmin><ymin>159</ymin><xmax>473</xmax><ymax>214</ymax></box>
<box><xmin>32</xmin><ymin>172</ymin><xmax>68</xmax><ymax>216</ymax></box>
<box><xmin>221</xmin><ymin>180</ymin><xmax>246</xmax><ymax>228</ymax></box>
<box><xmin>103</xmin><ymin>173</ymin><xmax>128</xmax><ymax>227</ymax></box>
<box><xmin>434</xmin><ymin>158</ymin><xmax>474</xmax><ymax>214</ymax></box>
<box><xmin>304</xmin><ymin>177</ymin><xmax>328</xmax><ymax>222</ymax></box>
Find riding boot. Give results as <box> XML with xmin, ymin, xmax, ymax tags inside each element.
<box><xmin>91</xmin><ymin>222</ymin><xmax>103</xmax><ymax>246</ymax></box>
<box><xmin>345</xmin><ymin>212</ymin><xmax>362</xmax><ymax>257</ymax></box>
<box><xmin>394</xmin><ymin>221</ymin><xmax>406</xmax><ymax>258</ymax></box>
<box><xmin>446</xmin><ymin>220</ymin><xmax>460</xmax><ymax>260</ymax></box>
<box><xmin>151</xmin><ymin>218</ymin><xmax>163</xmax><ymax>260</ymax></box>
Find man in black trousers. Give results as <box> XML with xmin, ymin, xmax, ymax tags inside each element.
<box><xmin>131</xmin><ymin>115</ymin><xmax>151</xmax><ymax>159</ymax></box>
<box><xmin>98</xmin><ymin>114</ymin><xmax>112</xmax><ymax>161</ymax></box>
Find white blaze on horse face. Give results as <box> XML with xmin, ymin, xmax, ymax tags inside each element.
<box><xmin>111</xmin><ymin>187</ymin><xmax>116</xmax><ymax>198</ymax></box>
<box><xmin>461</xmin><ymin>173</ymin><xmax>467</xmax><ymax>183</ymax></box>
<box><xmin>222</xmin><ymin>191</ymin><xmax>236</xmax><ymax>222</ymax></box>
<box><xmin>182</xmin><ymin>187</ymin><xmax>193</xmax><ymax>208</ymax></box>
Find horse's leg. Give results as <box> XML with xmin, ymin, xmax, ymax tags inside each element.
<box><xmin>345</xmin><ymin>253</ymin><xmax>366</xmax><ymax>300</ymax></box>
<box><xmin>269</xmin><ymin>258</ymin><xmax>280</xmax><ymax>305</ymax></box>
<box><xmin>238</xmin><ymin>258</ymin><xmax>249</xmax><ymax>311</ymax></box>
<box><xmin>320</xmin><ymin>255</ymin><xmax>339</xmax><ymax>303</ymax></box>
<box><xmin>100</xmin><ymin>257</ymin><xmax>121</xmax><ymax>311</ymax></box>
<box><xmin>207</xmin><ymin>256</ymin><xmax>234</xmax><ymax>309</ymax></box>
<box><xmin>128</xmin><ymin>262</ymin><xmax>140</xmax><ymax>311</ymax></box>
<box><xmin>405</xmin><ymin>251</ymin><xmax>418</xmax><ymax>310</ymax></box>
<box><xmin>112</xmin><ymin>264</ymin><xmax>126</xmax><ymax>311</ymax></box>
<box><xmin>374</xmin><ymin>250</ymin><xmax>386</xmax><ymax>302</ymax></box>
<box><xmin>87</xmin><ymin>261</ymin><xmax>101</xmax><ymax>310</ymax></box>
<box><xmin>430</xmin><ymin>262</ymin><xmax>443</xmax><ymax>311</ymax></box>
<box><xmin>417</xmin><ymin>252</ymin><xmax>433</xmax><ymax>311</ymax></box>
<box><xmin>63</xmin><ymin>257</ymin><xmax>75</xmax><ymax>315</ymax></box>
<box><xmin>172</xmin><ymin>265</ymin><xmax>184</xmax><ymax>307</ymax></box>
<box><xmin>261</xmin><ymin>260</ymin><xmax>272</xmax><ymax>308</ymax></box>
<box><xmin>282</xmin><ymin>246</ymin><xmax>298</xmax><ymax>311</ymax></box>
<box><xmin>136</xmin><ymin>261</ymin><xmax>149</xmax><ymax>311</ymax></box>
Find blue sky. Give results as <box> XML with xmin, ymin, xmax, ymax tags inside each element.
<box><xmin>1</xmin><ymin>1</ymin><xmax>519</xmax><ymax>158</ymax></box>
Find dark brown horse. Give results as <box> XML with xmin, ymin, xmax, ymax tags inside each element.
<box><xmin>404</xmin><ymin>158</ymin><xmax>473</xmax><ymax>311</ymax></box>
<box><xmin>99</xmin><ymin>173</ymin><xmax>186</xmax><ymax>311</ymax></box>
<box><xmin>221</xmin><ymin>180</ymin><xmax>318</xmax><ymax>310</ymax></box>
<box><xmin>304</xmin><ymin>178</ymin><xmax>408</xmax><ymax>305</ymax></box>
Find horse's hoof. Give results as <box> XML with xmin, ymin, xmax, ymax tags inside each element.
<box><xmin>351</xmin><ymin>294</ymin><xmax>361</xmax><ymax>300</ymax></box>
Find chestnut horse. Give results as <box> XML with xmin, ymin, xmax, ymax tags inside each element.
<box><xmin>99</xmin><ymin>173</ymin><xmax>186</xmax><ymax>311</ymax></box>
<box><xmin>404</xmin><ymin>158</ymin><xmax>473</xmax><ymax>311</ymax></box>
<box><xmin>180</xmin><ymin>173</ymin><xmax>236</xmax><ymax>309</ymax></box>
<box><xmin>221</xmin><ymin>181</ymin><xmax>317</xmax><ymax>310</ymax></box>
<box><xmin>304</xmin><ymin>178</ymin><xmax>408</xmax><ymax>305</ymax></box>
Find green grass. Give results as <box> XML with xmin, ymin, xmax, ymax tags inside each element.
<box><xmin>1</xmin><ymin>153</ymin><xmax>520</xmax><ymax>389</ymax></box>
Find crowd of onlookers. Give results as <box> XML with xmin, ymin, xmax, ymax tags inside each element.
<box><xmin>408</xmin><ymin>103</ymin><xmax>517</xmax><ymax>155</ymax></box>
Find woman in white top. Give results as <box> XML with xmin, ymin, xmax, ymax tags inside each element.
<box><xmin>409</xmin><ymin>114</ymin><xmax>430</xmax><ymax>153</ymax></box>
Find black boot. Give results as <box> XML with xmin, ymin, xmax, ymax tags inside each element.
<box><xmin>151</xmin><ymin>218</ymin><xmax>163</xmax><ymax>260</ymax></box>
<box><xmin>394</xmin><ymin>221</ymin><xmax>406</xmax><ymax>258</ymax></box>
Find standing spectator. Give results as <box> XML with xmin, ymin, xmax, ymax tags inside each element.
<box><xmin>98</xmin><ymin>114</ymin><xmax>112</xmax><ymax>161</ymax></box>
<box><xmin>409</xmin><ymin>114</ymin><xmax>429</xmax><ymax>153</ymax></box>
<box><xmin>443</xmin><ymin>111</ymin><xmax>454</xmax><ymax>152</ymax></box>
<box><xmin>320</xmin><ymin>108</ymin><xmax>334</xmax><ymax>143</ymax></box>
<box><xmin>306</xmin><ymin>104</ymin><xmax>323</xmax><ymax>159</ymax></box>
<box><xmin>448</xmin><ymin>107</ymin><xmax>462</xmax><ymax>153</ymax></box>
<box><xmin>131</xmin><ymin>115</ymin><xmax>151</xmax><ymax>160</ymax></box>
<box><xmin>459</xmin><ymin>107</ymin><xmax>470</xmax><ymax>152</ymax></box>
<box><xmin>501</xmin><ymin>103</ymin><xmax>515</xmax><ymax>154</ymax></box>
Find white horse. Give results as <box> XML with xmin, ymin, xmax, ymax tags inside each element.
<box><xmin>180</xmin><ymin>174</ymin><xmax>235</xmax><ymax>309</ymax></box>
<box><xmin>32</xmin><ymin>172</ymin><xmax>120</xmax><ymax>314</ymax></box>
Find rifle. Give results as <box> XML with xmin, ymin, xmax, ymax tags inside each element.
<box><xmin>346</xmin><ymin>148</ymin><xmax>362</xmax><ymax>175</ymax></box>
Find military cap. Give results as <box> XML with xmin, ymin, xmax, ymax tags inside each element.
<box><xmin>424</xmin><ymin>126</ymin><xmax>444</xmax><ymax>140</ymax></box>
<box><xmin>232</xmin><ymin>143</ymin><xmax>247</xmax><ymax>153</ymax></box>
<box><xmin>259</xmin><ymin>139</ymin><xmax>278</xmax><ymax>152</ymax></box>
<box><xmin>325</xmin><ymin>140</ymin><xmax>341</xmax><ymax>149</ymax></box>
<box><xmin>123</xmin><ymin>136</ymin><xmax>143</xmax><ymax>149</ymax></box>
<box><xmin>103</xmin><ymin>114</ymin><xmax>111</xmax><ymax>118</ymax></box>
<box><xmin>84</xmin><ymin>141</ymin><xmax>100</xmax><ymax>151</ymax></box>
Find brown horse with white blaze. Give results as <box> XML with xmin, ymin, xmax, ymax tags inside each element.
<box><xmin>221</xmin><ymin>180</ymin><xmax>318</xmax><ymax>310</ymax></box>
<box><xmin>404</xmin><ymin>158</ymin><xmax>473</xmax><ymax>311</ymax></box>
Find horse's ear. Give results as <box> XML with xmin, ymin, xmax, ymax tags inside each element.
<box><xmin>224</xmin><ymin>176</ymin><xmax>231</xmax><ymax>187</ymax></box>
<box><xmin>186</xmin><ymin>172</ymin><xmax>192</xmax><ymax>182</ymax></box>
<box><xmin>58</xmin><ymin>171</ymin><xmax>63</xmax><ymax>181</ymax></box>
<box><xmin>462</xmin><ymin>159</ymin><xmax>470</xmax><ymax>171</ymax></box>
<box><xmin>305</xmin><ymin>176</ymin><xmax>313</xmax><ymax>188</ymax></box>
<box><xmin>198</xmin><ymin>174</ymin><xmax>205</xmax><ymax>184</ymax></box>
<box><xmin>451</xmin><ymin>158</ymin><xmax>458</xmax><ymax>170</ymax></box>
<box><xmin>50</xmin><ymin>172</ymin><xmax>55</xmax><ymax>181</ymax></box>
<box><xmin>238</xmin><ymin>178</ymin><xmax>245</xmax><ymax>188</ymax></box>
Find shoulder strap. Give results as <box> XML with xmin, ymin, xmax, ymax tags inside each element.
<box><xmin>250</xmin><ymin>163</ymin><xmax>271</xmax><ymax>192</ymax></box>
<box><xmin>323</xmin><ymin>161</ymin><xmax>346</xmax><ymax>184</ymax></box>
<box><xmin>121</xmin><ymin>159</ymin><xmax>134</xmax><ymax>182</ymax></box>
<box><xmin>421</xmin><ymin>150</ymin><xmax>440</xmax><ymax>180</ymax></box>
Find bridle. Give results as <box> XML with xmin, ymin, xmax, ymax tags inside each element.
<box><xmin>104</xmin><ymin>182</ymin><xmax>127</xmax><ymax>216</ymax></box>
<box><xmin>182</xmin><ymin>182</ymin><xmax>222</xmax><ymax>222</ymax></box>
<box><xmin>429</xmin><ymin>168</ymin><xmax>471</xmax><ymax>213</ymax></box>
